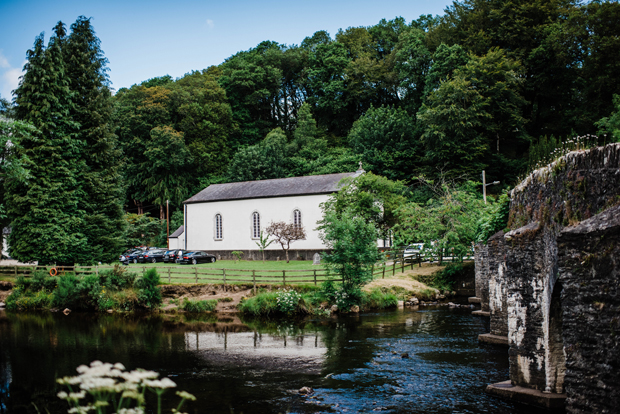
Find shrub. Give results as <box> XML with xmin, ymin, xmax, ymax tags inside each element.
<box><xmin>181</xmin><ymin>298</ymin><xmax>217</xmax><ymax>312</ymax></box>
<box><xmin>238</xmin><ymin>291</ymin><xmax>279</xmax><ymax>316</ymax></box>
<box><xmin>136</xmin><ymin>268</ymin><xmax>162</xmax><ymax>308</ymax></box>
<box><xmin>52</xmin><ymin>274</ymin><xmax>81</xmax><ymax>308</ymax></box>
<box><xmin>362</xmin><ymin>288</ymin><xmax>398</xmax><ymax>310</ymax></box>
<box><xmin>6</xmin><ymin>289</ymin><xmax>53</xmax><ymax>310</ymax></box>
<box><xmin>276</xmin><ymin>289</ymin><xmax>301</xmax><ymax>314</ymax></box>
<box><xmin>99</xmin><ymin>264</ymin><xmax>137</xmax><ymax>290</ymax></box>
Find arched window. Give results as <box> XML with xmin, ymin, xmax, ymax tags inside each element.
<box><xmin>293</xmin><ymin>209</ymin><xmax>302</xmax><ymax>228</ymax></box>
<box><xmin>252</xmin><ymin>211</ymin><xmax>260</xmax><ymax>239</ymax></box>
<box><xmin>215</xmin><ymin>214</ymin><xmax>223</xmax><ymax>240</ymax></box>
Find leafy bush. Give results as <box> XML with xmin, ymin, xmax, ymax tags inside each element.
<box><xmin>276</xmin><ymin>289</ymin><xmax>301</xmax><ymax>314</ymax></box>
<box><xmin>181</xmin><ymin>298</ymin><xmax>217</xmax><ymax>312</ymax></box>
<box><xmin>99</xmin><ymin>265</ymin><xmax>137</xmax><ymax>290</ymax></box>
<box><xmin>238</xmin><ymin>291</ymin><xmax>279</xmax><ymax>316</ymax></box>
<box><xmin>136</xmin><ymin>268</ymin><xmax>162</xmax><ymax>308</ymax></box>
<box><xmin>6</xmin><ymin>289</ymin><xmax>53</xmax><ymax>310</ymax></box>
<box><xmin>362</xmin><ymin>288</ymin><xmax>398</xmax><ymax>310</ymax></box>
<box><xmin>52</xmin><ymin>273</ymin><xmax>81</xmax><ymax>308</ymax></box>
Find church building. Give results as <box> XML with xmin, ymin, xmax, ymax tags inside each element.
<box><xmin>178</xmin><ymin>168</ymin><xmax>364</xmax><ymax>260</ymax></box>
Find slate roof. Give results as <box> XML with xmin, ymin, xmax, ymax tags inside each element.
<box><xmin>184</xmin><ymin>171</ymin><xmax>360</xmax><ymax>204</ymax></box>
<box><xmin>169</xmin><ymin>225</ymin><xmax>184</xmax><ymax>238</ymax></box>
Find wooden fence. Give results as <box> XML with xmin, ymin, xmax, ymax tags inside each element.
<box><xmin>0</xmin><ymin>247</ymin><xmax>471</xmax><ymax>287</ymax></box>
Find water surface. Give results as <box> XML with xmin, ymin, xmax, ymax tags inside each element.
<box><xmin>0</xmin><ymin>307</ymin><xmax>554</xmax><ymax>413</ymax></box>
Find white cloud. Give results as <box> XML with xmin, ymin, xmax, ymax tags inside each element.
<box><xmin>1</xmin><ymin>61</ymin><xmax>25</xmax><ymax>100</ymax></box>
<box><xmin>0</xmin><ymin>52</ymin><xmax>9</xmax><ymax>69</ymax></box>
<box><xmin>206</xmin><ymin>19</ymin><xmax>214</xmax><ymax>29</ymax></box>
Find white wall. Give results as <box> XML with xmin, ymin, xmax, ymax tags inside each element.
<box><xmin>185</xmin><ymin>194</ymin><xmax>330</xmax><ymax>251</ymax></box>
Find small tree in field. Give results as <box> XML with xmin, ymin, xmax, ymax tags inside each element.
<box><xmin>266</xmin><ymin>221</ymin><xmax>306</xmax><ymax>263</ymax></box>
<box><xmin>317</xmin><ymin>208</ymin><xmax>381</xmax><ymax>305</ymax></box>
<box><xmin>254</xmin><ymin>231</ymin><xmax>274</xmax><ymax>263</ymax></box>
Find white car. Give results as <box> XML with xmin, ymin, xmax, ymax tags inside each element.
<box><xmin>403</xmin><ymin>243</ymin><xmax>424</xmax><ymax>261</ymax></box>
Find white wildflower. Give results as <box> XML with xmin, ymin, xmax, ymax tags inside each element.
<box><xmin>57</xmin><ymin>391</ymin><xmax>68</xmax><ymax>400</ymax></box>
<box><xmin>143</xmin><ymin>377</ymin><xmax>176</xmax><ymax>389</ymax></box>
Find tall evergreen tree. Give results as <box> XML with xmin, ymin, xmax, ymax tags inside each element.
<box><xmin>64</xmin><ymin>16</ymin><xmax>126</xmax><ymax>264</ymax></box>
<box><xmin>9</xmin><ymin>24</ymin><xmax>87</xmax><ymax>265</ymax></box>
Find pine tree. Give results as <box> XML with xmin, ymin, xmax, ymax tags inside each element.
<box><xmin>8</xmin><ymin>24</ymin><xmax>87</xmax><ymax>265</ymax></box>
<box><xmin>64</xmin><ymin>16</ymin><xmax>126</xmax><ymax>264</ymax></box>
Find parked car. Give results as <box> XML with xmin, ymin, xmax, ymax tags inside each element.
<box><xmin>125</xmin><ymin>250</ymin><xmax>145</xmax><ymax>264</ymax></box>
<box><xmin>178</xmin><ymin>251</ymin><xmax>217</xmax><ymax>265</ymax></box>
<box><xmin>119</xmin><ymin>248</ymin><xmax>141</xmax><ymax>264</ymax></box>
<box><xmin>163</xmin><ymin>250</ymin><xmax>184</xmax><ymax>263</ymax></box>
<box><xmin>403</xmin><ymin>243</ymin><xmax>424</xmax><ymax>261</ymax></box>
<box><xmin>141</xmin><ymin>249</ymin><xmax>166</xmax><ymax>263</ymax></box>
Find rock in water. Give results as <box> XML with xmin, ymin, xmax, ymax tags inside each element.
<box><xmin>0</xmin><ymin>302</ymin><xmax>5</xmax><ymax>308</ymax></box>
<box><xmin>63</xmin><ymin>308</ymin><xmax>71</xmax><ymax>315</ymax></box>
<box><xmin>299</xmin><ymin>386</ymin><xmax>314</xmax><ymax>395</ymax></box>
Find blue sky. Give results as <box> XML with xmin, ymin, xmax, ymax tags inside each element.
<box><xmin>0</xmin><ymin>0</ymin><xmax>454</xmax><ymax>99</ymax></box>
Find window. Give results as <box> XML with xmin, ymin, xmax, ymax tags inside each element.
<box><xmin>252</xmin><ymin>211</ymin><xmax>260</xmax><ymax>239</ymax></box>
<box><xmin>293</xmin><ymin>209</ymin><xmax>302</xmax><ymax>228</ymax></box>
<box><xmin>215</xmin><ymin>214</ymin><xmax>223</xmax><ymax>240</ymax></box>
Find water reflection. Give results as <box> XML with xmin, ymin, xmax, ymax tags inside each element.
<box><xmin>0</xmin><ymin>308</ymin><xmax>555</xmax><ymax>414</ymax></box>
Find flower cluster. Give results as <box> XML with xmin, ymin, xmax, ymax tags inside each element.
<box><xmin>276</xmin><ymin>288</ymin><xmax>301</xmax><ymax>314</ymax></box>
<box><xmin>333</xmin><ymin>289</ymin><xmax>350</xmax><ymax>310</ymax></box>
<box><xmin>57</xmin><ymin>360</ymin><xmax>195</xmax><ymax>414</ymax></box>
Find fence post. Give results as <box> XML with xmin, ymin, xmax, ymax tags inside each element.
<box><xmin>195</xmin><ymin>267</ymin><xmax>198</xmax><ymax>284</ymax></box>
<box><xmin>418</xmin><ymin>253</ymin><xmax>422</xmax><ymax>267</ymax></box>
<box><xmin>223</xmin><ymin>268</ymin><xmax>226</xmax><ymax>285</ymax></box>
<box><xmin>382</xmin><ymin>264</ymin><xmax>385</xmax><ymax>279</ymax></box>
<box><xmin>392</xmin><ymin>260</ymin><xmax>395</xmax><ymax>276</ymax></box>
<box><xmin>371</xmin><ymin>264</ymin><xmax>374</xmax><ymax>278</ymax></box>
<box><xmin>314</xmin><ymin>269</ymin><xmax>317</xmax><ymax>286</ymax></box>
<box><xmin>253</xmin><ymin>270</ymin><xmax>256</xmax><ymax>295</ymax></box>
<box><xmin>142</xmin><ymin>267</ymin><xmax>145</xmax><ymax>278</ymax></box>
<box><xmin>168</xmin><ymin>267</ymin><xmax>171</xmax><ymax>284</ymax></box>
<box><xmin>14</xmin><ymin>266</ymin><xmax>17</xmax><ymax>277</ymax></box>
<box><xmin>282</xmin><ymin>270</ymin><xmax>286</xmax><ymax>286</ymax></box>
<box><xmin>96</xmin><ymin>264</ymin><xmax>99</xmax><ymax>276</ymax></box>
<box><xmin>401</xmin><ymin>258</ymin><xmax>404</xmax><ymax>274</ymax></box>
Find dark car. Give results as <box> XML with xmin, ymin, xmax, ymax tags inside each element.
<box><xmin>141</xmin><ymin>249</ymin><xmax>166</xmax><ymax>263</ymax></box>
<box><xmin>163</xmin><ymin>249</ymin><xmax>185</xmax><ymax>263</ymax></box>
<box><xmin>124</xmin><ymin>250</ymin><xmax>145</xmax><ymax>264</ymax></box>
<box><xmin>119</xmin><ymin>249</ymin><xmax>141</xmax><ymax>264</ymax></box>
<box><xmin>179</xmin><ymin>251</ymin><xmax>217</xmax><ymax>265</ymax></box>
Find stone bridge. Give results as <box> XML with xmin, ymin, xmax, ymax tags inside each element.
<box><xmin>472</xmin><ymin>143</ymin><xmax>620</xmax><ymax>412</ymax></box>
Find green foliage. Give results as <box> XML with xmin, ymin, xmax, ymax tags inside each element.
<box><xmin>276</xmin><ymin>289</ymin><xmax>302</xmax><ymax>314</ymax></box>
<box><xmin>238</xmin><ymin>291</ymin><xmax>279</xmax><ymax>316</ymax></box>
<box><xmin>254</xmin><ymin>231</ymin><xmax>274</xmax><ymax>262</ymax></box>
<box><xmin>394</xmin><ymin>178</ymin><xmax>486</xmax><ymax>263</ymax></box>
<box><xmin>136</xmin><ymin>268</ymin><xmax>162</xmax><ymax>309</ymax></box>
<box><xmin>231</xmin><ymin>251</ymin><xmax>244</xmax><ymax>262</ymax></box>
<box><xmin>528</xmin><ymin>134</ymin><xmax>604</xmax><ymax>172</ymax></box>
<box><xmin>596</xmin><ymin>95</ymin><xmax>620</xmax><ymax>141</ymax></box>
<box><xmin>181</xmin><ymin>298</ymin><xmax>217</xmax><ymax>312</ymax></box>
<box><xmin>124</xmin><ymin>213</ymin><xmax>162</xmax><ymax>248</ymax></box>
<box><xmin>362</xmin><ymin>288</ymin><xmax>399</xmax><ymax>310</ymax></box>
<box><xmin>318</xmin><ymin>207</ymin><xmax>382</xmax><ymax>304</ymax></box>
<box><xmin>99</xmin><ymin>265</ymin><xmax>137</xmax><ymax>290</ymax></box>
<box><xmin>475</xmin><ymin>193</ymin><xmax>510</xmax><ymax>243</ymax></box>
<box><xmin>348</xmin><ymin>106</ymin><xmax>422</xmax><ymax>181</ymax></box>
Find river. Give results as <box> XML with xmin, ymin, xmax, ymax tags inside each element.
<box><xmin>0</xmin><ymin>306</ymin><xmax>555</xmax><ymax>413</ymax></box>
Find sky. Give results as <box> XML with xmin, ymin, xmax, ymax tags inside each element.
<box><xmin>0</xmin><ymin>0</ymin><xmax>454</xmax><ymax>100</ymax></box>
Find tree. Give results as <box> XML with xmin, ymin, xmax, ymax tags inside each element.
<box><xmin>265</xmin><ymin>221</ymin><xmax>306</xmax><ymax>263</ymax></box>
<box><xmin>348</xmin><ymin>106</ymin><xmax>422</xmax><ymax>181</ymax></box>
<box><xmin>254</xmin><ymin>231</ymin><xmax>274</xmax><ymax>263</ymax></box>
<box><xmin>0</xmin><ymin>119</ymin><xmax>32</xmax><ymax>233</ymax></box>
<box><xmin>596</xmin><ymin>94</ymin><xmax>620</xmax><ymax>142</ymax></box>
<box><xmin>226</xmin><ymin>128</ymin><xmax>288</xmax><ymax>182</ymax></box>
<box><xmin>317</xmin><ymin>208</ymin><xmax>381</xmax><ymax>305</ymax></box>
<box><xmin>124</xmin><ymin>213</ymin><xmax>163</xmax><ymax>249</ymax></box>
<box><xmin>393</xmin><ymin>178</ymin><xmax>487</xmax><ymax>264</ymax></box>
<box><xmin>9</xmin><ymin>26</ymin><xmax>88</xmax><ymax>265</ymax></box>
<box><xmin>64</xmin><ymin>16</ymin><xmax>126</xmax><ymax>264</ymax></box>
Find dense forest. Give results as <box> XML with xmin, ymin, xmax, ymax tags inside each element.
<box><xmin>1</xmin><ymin>0</ymin><xmax>620</xmax><ymax>264</ymax></box>
<box><xmin>112</xmin><ymin>0</ymin><xmax>620</xmax><ymax>216</ymax></box>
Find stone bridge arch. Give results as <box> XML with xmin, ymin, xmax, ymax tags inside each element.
<box><xmin>483</xmin><ymin>143</ymin><xmax>620</xmax><ymax>411</ymax></box>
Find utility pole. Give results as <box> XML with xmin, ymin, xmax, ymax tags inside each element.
<box><xmin>482</xmin><ymin>170</ymin><xmax>500</xmax><ymax>204</ymax></box>
<box><xmin>166</xmin><ymin>199</ymin><xmax>170</xmax><ymax>249</ymax></box>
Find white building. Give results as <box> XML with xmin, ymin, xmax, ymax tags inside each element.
<box><xmin>179</xmin><ymin>170</ymin><xmax>363</xmax><ymax>260</ymax></box>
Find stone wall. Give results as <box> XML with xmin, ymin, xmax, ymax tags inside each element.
<box><xmin>503</xmin><ymin>143</ymin><xmax>620</xmax><ymax>393</ymax></box>
<box><xmin>206</xmin><ymin>249</ymin><xmax>327</xmax><ymax>262</ymax></box>
<box><xmin>473</xmin><ymin>243</ymin><xmax>490</xmax><ymax>311</ymax></box>
<box><xmin>487</xmin><ymin>231</ymin><xmax>508</xmax><ymax>337</ymax></box>
<box><xmin>558</xmin><ymin>205</ymin><xmax>620</xmax><ymax>413</ymax></box>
